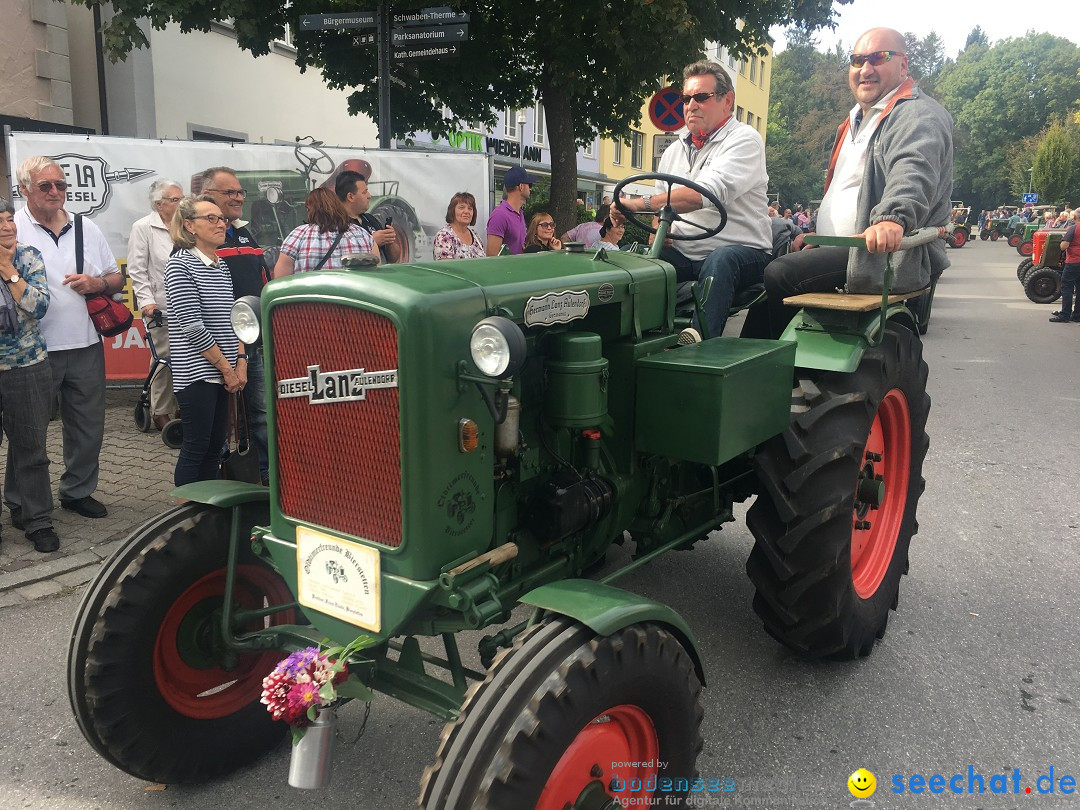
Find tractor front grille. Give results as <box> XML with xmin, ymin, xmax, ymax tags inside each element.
<box><xmin>271</xmin><ymin>302</ymin><xmax>402</xmax><ymax>547</ymax></box>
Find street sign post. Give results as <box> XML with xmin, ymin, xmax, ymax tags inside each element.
<box><xmin>648</xmin><ymin>88</ymin><xmax>685</xmax><ymax>132</ymax></box>
<box><xmin>395</xmin><ymin>7</ymin><xmax>470</xmax><ymax>26</ymax></box>
<box><xmin>300</xmin><ymin>12</ymin><xmax>376</xmax><ymax>30</ymax></box>
<box><xmin>393</xmin><ymin>44</ymin><xmax>461</xmax><ymax>62</ymax></box>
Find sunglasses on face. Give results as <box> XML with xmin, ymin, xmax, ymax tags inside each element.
<box><xmin>849</xmin><ymin>50</ymin><xmax>903</xmax><ymax>68</ymax></box>
<box><xmin>189</xmin><ymin>214</ymin><xmax>228</xmax><ymax>224</ymax></box>
<box><xmin>35</xmin><ymin>180</ymin><xmax>68</xmax><ymax>192</ymax></box>
<box><xmin>680</xmin><ymin>91</ymin><xmax>719</xmax><ymax>105</ymax></box>
<box><xmin>159</xmin><ymin>196</ymin><xmax>183</xmax><ymax>204</ymax></box>
<box><xmin>538</xmin><ymin>221</ymin><xmax>555</xmax><ymax>228</ymax></box>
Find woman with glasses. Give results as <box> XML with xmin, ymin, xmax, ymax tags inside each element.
<box><xmin>273</xmin><ymin>188</ymin><xmax>375</xmax><ymax>277</ymax></box>
<box><xmin>523</xmin><ymin>213</ymin><xmax>563</xmax><ymax>253</ymax></box>
<box><xmin>163</xmin><ymin>196</ymin><xmax>245</xmax><ymax>486</ymax></box>
<box><xmin>127</xmin><ymin>179</ymin><xmax>183</xmax><ymax>430</ymax></box>
<box><xmin>433</xmin><ymin>192</ymin><xmax>487</xmax><ymax>260</ymax></box>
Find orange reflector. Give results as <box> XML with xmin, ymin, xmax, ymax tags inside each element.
<box><xmin>458</xmin><ymin>419</ymin><xmax>479</xmax><ymax>453</ymax></box>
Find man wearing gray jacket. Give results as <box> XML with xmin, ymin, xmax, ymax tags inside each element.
<box><xmin>760</xmin><ymin>27</ymin><xmax>953</xmax><ymax>338</ymax></box>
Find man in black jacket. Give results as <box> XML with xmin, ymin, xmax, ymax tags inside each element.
<box><xmin>334</xmin><ymin>170</ymin><xmax>401</xmax><ymax>264</ymax></box>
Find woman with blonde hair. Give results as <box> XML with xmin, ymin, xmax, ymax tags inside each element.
<box><xmin>164</xmin><ymin>196</ymin><xmax>245</xmax><ymax>485</ymax></box>
<box><xmin>523</xmin><ymin>212</ymin><xmax>563</xmax><ymax>253</ymax></box>
<box><xmin>273</xmin><ymin>188</ymin><xmax>375</xmax><ymax>277</ymax></box>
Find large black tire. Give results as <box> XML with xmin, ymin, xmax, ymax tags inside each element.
<box><xmin>418</xmin><ymin>618</ymin><xmax>703</xmax><ymax>809</ymax></box>
<box><xmin>990</xmin><ymin>230</ymin><xmax>1000</xmax><ymax>241</ymax></box>
<box><xmin>1017</xmin><ymin>258</ymin><xmax>1034</xmax><ymax>282</ymax></box>
<box><xmin>134</xmin><ymin>398</ymin><xmax>152</xmax><ymax>433</ymax></box>
<box><xmin>746</xmin><ymin>323</ymin><xmax>930</xmax><ymax>660</ymax></box>
<box><xmin>979</xmin><ymin>229</ymin><xmax>990</xmax><ymax>241</ymax></box>
<box><xmin>68</xmin><ymin>503</ymin><xmax>296</xmax><ymax>783</ymax></box>
<box><xmin>1024</xmin><ymin>268</ymin><xmax>1062</xmax><ymax>304</ymax></box>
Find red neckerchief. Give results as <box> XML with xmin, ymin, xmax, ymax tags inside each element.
<box><xmin>823</xmin><ymin>77</ymin><xmax>915</xmax><ymax>193</ymax></box>
<box><xmin>689</xmin><ymin>115</ymin><xmax>732</xmax><ymax>149</ymax></box>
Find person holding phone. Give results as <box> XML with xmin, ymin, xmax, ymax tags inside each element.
<box><xmin>334</xmin><ymin>170</ymin><xmax>401</xmax><ymax>264</ymax></box>
<box><xmin>273</xmin><ymin>188</ymin><xmax>375</xmax><ymax>276</ymax></box>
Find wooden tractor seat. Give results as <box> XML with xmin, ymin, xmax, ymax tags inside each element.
<box><xmin>782</xmin><ymin>288</ymin><xmax>928</xmax><ymax>312</ymax></box>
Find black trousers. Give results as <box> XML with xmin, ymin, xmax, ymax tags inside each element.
<box><xmin>761</xmin><ymin>246</ymin><xmax>848</xmax><ymax>339</ymax></box>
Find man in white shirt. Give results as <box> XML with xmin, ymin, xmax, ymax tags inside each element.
<box><xmin>7</xmin><ymin>156</ymin><xmax>122</xmax><ymax>523</ymax></box>
<box><xmin>759</xmin><ymin>27</ymin><xmax>953</xmax><ymax>338</ymax></box>
<box><xmin>620</xmin><ymin>60</ymin><xmax>772</xmax><ymax>339</ymax></box>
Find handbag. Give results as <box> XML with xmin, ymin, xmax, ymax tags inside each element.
<box><xmin>76</xmin><ymin>215</ymin><xmax>133</xmax><ymax>337</ymax></box>
<box><xmin>220</xmin><ymin>391</ymin><xmax>262</xmax><ymax>483</ymax></box>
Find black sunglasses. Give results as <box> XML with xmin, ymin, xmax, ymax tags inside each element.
<box><xmin>680</xmin><ymin>91</ymin><xmax>719</xmax><ymax>105</ymax></box>
<box><xmin>849</xmin><ymin>50</ymin><xmax>904</xmax><ymax>68</ymax></box>
<box><xmin>35</xmin><ymin>180</ymin><xmax>68</xmax><ymax>192</ymax></box>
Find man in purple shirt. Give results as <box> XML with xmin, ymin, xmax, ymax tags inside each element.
<box><xmin>486</xmin><ymin>166</ymin><xmax>536</xmax><ymax>255</ymax></box>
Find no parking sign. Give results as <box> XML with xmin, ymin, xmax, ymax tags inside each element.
<box><xmin>649</xmin><ymin>87</ymin><xmax>685</xmax><ymax>132</ymax></box>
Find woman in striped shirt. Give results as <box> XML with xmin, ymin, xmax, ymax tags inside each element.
<box><xmin>164</xmin><ymin>196</ymin><xmax>246</xmax><ymax>486</ymax></box>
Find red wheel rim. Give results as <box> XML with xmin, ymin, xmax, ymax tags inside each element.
<box><xmin>536</xmin><ymin>705</ymin><xmax>659</xmax><ymax>810</ymax></box>
<box><xmin>990</xmin><ymin>231</ymin><xmax>999</xmax><ymax>240</ymax></box>
<box><xmin>153</xmin><ymin>565</ymin><xmax>296</xmax><ymax>719</ymax></box>
<box><xmin>1009</xmin><ymin>236</ymin><xmax>1021</xmax><ymax>248</ymax></box>
<box><xmin>851</xmin><ymin>389</ymin><xmax>911</xmax><ymax>599</ymax></box>
<box><xmin>953</xmin><ymin>230</ymin><xmax>967</xmax><ymax>247</ymax></box>
<box><xmin>1020</xmin><ymin>242</ymin><xmax>1033</xmax><ymax>256</ymax></box>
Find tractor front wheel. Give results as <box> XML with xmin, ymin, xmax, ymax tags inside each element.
<box><xmin>979</xmin><ymin>229</ymin><xmax>990</xmax><ymax>241</ymax></box>
<box><xmin>1018</xmin><ymin>240</ymin><xmax>1034</xmax><ymax>257</ymax></box>
<box><xmin>1008</xmin><ymin>234</ymin><xmax>1022</xmax><ymax>248</ymax></box>
<box><xmin>952</xmin><ymin>228</ymin><xmax>968</xmax><ymax>247</ymax></box>
<box><xmin>990</xmin><ymin>230</ymin><xmax>1000</xmax><ymax>241</ymax></box>
<box><xmin>68</xmin><ymin>503</ymin><xmax>297</xmax><ymax>783</ymax></box>
<box><xmin>1024</xmin><ymin>268</ymin><xmax>1062</xmax><ymax>304</ymax></box>
<box><xmin>746</xmin><ymin>323</ymin><xmax>929</xmax><ymax>659</ymax></box>
<box><xmin>418</xmin><ymin>618</ymin><xmax>703</xmax><ymax>809</ymax></box>
<box><xmin>1017</xmin><ymin>258</ymin><xmax>1034</xmax><ymax>282</ymax></box>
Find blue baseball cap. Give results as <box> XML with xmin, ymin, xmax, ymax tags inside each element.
<box><xmin>503</xmin><ymin>166</ymin><xmax>539</xmax><ymax>189</ymax></box>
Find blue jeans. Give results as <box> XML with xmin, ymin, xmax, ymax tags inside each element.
<box><xmin>176</xmin><ymin>381</ymin><xmax>229</xmax><ymax>486</ymax></box>
<box><xmin>241</xmin><ymin>349</ymin><xmax>269</xmax><ymax>481</ymax></box>
<box><xmin>662</xmin><ymin>244</ymin><xmax>771</xmax><ymax>338</ymax></box>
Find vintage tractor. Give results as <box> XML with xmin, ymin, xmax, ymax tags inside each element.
<box><xmin>982</xmin><ymin>218</ymin><xmax>1012</xmax><ymax>241</ymax></box>
<box><xmin>67</xmin><ymin>173</ymin><xmax>935</xmax><ymax>807</ymax></box>
<box><xmin>946</xmin><ymin>205</ymin><xmax>970</xmax><ymax>247</ymax></box>
<box><xmin>1023</xmin><ymin>230</ymin><xmax>1067</xmax><ymax>304</ymax></box>
<box><xmin>1017</xmin><ymin>222</ymin><xmax>1040</xmax><ymax>257</ymax></box>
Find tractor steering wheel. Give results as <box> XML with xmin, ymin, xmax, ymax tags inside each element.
<box><xmin>613</xmin><ymin>172</ymin><xmax>728</xmax><ymax>241</ymax></box>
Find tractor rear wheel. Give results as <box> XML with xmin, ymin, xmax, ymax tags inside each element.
<box><xmin>1017</xmin><ymin>258</ymin><xmax>1034</xmax><ymax>282</ymax></box>
<box><xmin>1018</xmin><ymin>240</ymin><xmax>1034</xmax><ymax>257</ymax></box>
<box><xmin>746</xmin><ymin>323</ymin><xmax>929</xmax><ymax>660</ymax></box>
<box><xmin>68</xmin><ymin>503</ymin><xmax>297</xmax><ymax>783</ymax></box>
<box><xmin>952</xmin><ymin>228</ymin><xmax>968</xmax><ymax>248</ymax></box>
<box><xmin>418</xmin><ymin>618</ymin><xmax>703</xmax><ymax>809</ymax></box>
<box><xmin>990</xmin><ymin>230</ymin><xmax>1000</xmax><ymax>241</ymax></box>
<box><xmin>1024</xmin><ymin>268</ymin><xmax>1062</xmax><ymax>304</ymax></box>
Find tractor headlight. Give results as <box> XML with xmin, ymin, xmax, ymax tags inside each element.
<box><xmin>231</xmin><ymin>295</ymin><xmax>262</xmax><ymax>345</ymax></box>
<box><xmin>470</xmin><ymin>316</ymin><xmax>525</xmax><ymax>378</ymax></box>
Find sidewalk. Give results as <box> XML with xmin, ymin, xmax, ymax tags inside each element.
<box><xmin>0</xmin><ymin>387</ymin><xmax>177</xmax><ymax>606</ymax></box>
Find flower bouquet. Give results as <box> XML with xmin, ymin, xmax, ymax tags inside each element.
<box><xmin>261</xmin><ymin>638</ymin><xmax>374</xmax><ymax>745</ymax></box>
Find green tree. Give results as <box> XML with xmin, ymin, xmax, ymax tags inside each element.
<box><xmin>964</xmin><ymin>26</ymin><xmax>988</xmax><ymax>50</ymax></box>
<box><xmin>76</xmin><ymin>0</ymin><xmax>850</xmax><ymax>232</ymax></box>
<box><xmin>1031</xmin><ymin>121</ymin><xmax>1076</xmax><ymax>205</ymax></box>
<box><xmin>935</xmin><ymin>33</ymin><xmax>1080</xmax><ymax>210</ymax></box>
<box><xmin>904</xmin><ymin>30</ymin><xmax>947</xmax><ymax>95</ymax></box>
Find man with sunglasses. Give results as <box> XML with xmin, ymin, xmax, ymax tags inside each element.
<box><xmin>198</xmin><ymin>166</ymin><xmax>269</xmax><ymax>484</ymax></box>
<box><xmin>758</xmin><ymin>28</ymin><xmax>953</xmax><ymax>339</ymax></box>
<box><xmin>620</xmin><ymin>60</ymin><xmax>772</xmax><ymax>340</ymax></box>
<box><xmin>8</xmin><ymin>156</ymin><xmax>123</xmax><ymax>524</ymax></box>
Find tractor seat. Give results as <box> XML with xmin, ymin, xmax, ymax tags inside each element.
<box><xmin>782</xmin><ymin>287</ymin><xmax>928</xmax><ymax>312</ymax></box>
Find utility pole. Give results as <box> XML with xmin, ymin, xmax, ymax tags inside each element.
<box><xmin>377</xmin><ymin>1</ymin><xmax>392</xmax><ymax>149</ymax></box>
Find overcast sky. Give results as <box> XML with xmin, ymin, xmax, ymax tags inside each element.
<box><xmin>770</xmin><ymin>0</ymin><xmax>1080</xmax><ymax>58</ymax></box>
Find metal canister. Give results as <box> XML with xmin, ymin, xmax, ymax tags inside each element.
<box><xmin>545</xmin><ymin>332</ymin><xmax>608</xmax><ymax>427</ymax></box>
<box><xmin>288</xmin><ymin>709</ymin><xmax>336</xmax><ymax>789</ymax></box>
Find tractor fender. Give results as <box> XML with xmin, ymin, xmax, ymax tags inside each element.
<box><xmin>783</xmin><ymin>304</ymin><xmax>919</xmax><ymax>374</ymax></box>
<box><xmin>170</xmin><ymin>480</ymin><xmax>270</xmax><ymax>508</ymax></box>
<box><xmin>519</xmin><ymin>579</ymin><xmax>706</xmax><ymax>685</ymax></box>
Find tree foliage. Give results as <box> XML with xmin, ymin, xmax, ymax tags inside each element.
<box><xmin>964</xmin><ymin>26</ymin><xmax>988</xmax><ymax>50</ymax></box>
<box><xmin>1031</xmin><ymin>121</ymin><xmax>1076</xmax><ymax>205</ymax></box>
<box><xmin>935</xmin><ymin>33</ymin><xmax>1080</xmax><ymax>210</ymax></box>
<box><xmin>903</xmin><ymin>31</ymin><xmax>946</xmax><ymax>96</ymax></box>
<box><xmin>75</xmin><ymin>0</ymin><xmax>849</xmax><ymax>232</ymax></box>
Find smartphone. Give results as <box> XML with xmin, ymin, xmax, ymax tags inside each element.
<box><xmin>385</xmin><ymin>217</ymin><xmax>393</xmax><ymax>228</ymax></box>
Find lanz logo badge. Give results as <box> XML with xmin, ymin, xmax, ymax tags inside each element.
<box><xmin>277</xmin><ymin>364</ymin><xmax>398</xmax><ymax>404</ymax></box>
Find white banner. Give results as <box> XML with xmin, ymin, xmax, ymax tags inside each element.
<box><xmin>6</xmin><ymin>132</ymin><xmax>491</xmax><ymax>378</ymax></box>
<box><xmin>6</xmin><ymin>132</ymin><xmax>491</xmax><ymax>266</ymax></box>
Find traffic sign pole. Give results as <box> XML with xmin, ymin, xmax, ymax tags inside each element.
<box><xmin>378</xmin><ymin>1</ymin><xmax>392</xmax><ymax>149</ymax></box>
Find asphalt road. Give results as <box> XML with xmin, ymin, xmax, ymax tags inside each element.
<box><xmin>1</xmin><ymin>240</ymin><xmax>1077</xmax><ymax>810</ymax></box>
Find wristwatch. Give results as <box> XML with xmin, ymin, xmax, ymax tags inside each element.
<box><xmin>643</xmin><ymin>195</ymin><xmax>652</xmax><ymax>213</ymax></box>
<box><xmin>4</xmin><ymin>274</ymin><xmax>19</xmax><ymax>285</ymax></box>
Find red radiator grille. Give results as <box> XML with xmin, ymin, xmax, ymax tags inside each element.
<box><xmin>272</xmin><ymin>303</ymin><xmax>402</xmax><ymax>547</ymax></box>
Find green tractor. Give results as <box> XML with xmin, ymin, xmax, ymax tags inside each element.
<box><xmin>1016</xmin><ymin>222</ymin><xmax>1040</xmax><ymax>257</ymax></box>
<box><xmin>1020</xmin><ymin>230</ymin><xmax>1067</xmax><ymax>304</ymax></box>
<box><xmin>946</xmin><ymin>204</ymin><xmax>970</xmax><ymax>247</ymax></box>
<box><xmin>67</xmin><ymin>173</ymin><xmax>936</xmax><ymax>807</ymax></box>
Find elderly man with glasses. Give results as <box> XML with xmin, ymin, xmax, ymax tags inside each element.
<box><xmin>7</xmin><ymin>155</ymin><xmax>123</xmax><ymax>525</ymax></box>
<box><xmin>620</xmin><ymin>60</ymin><xmax>772</xmax><ymax>341</ymax></box>
<box><xmin>197</xmin><ymin>166</ymin><xmax>269</xmax><ymax>484</ymax></box>
<box><xmin>756</xmin><ymin>27</ymin><xmax>953</xmax><ymax>339</ymax></box>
